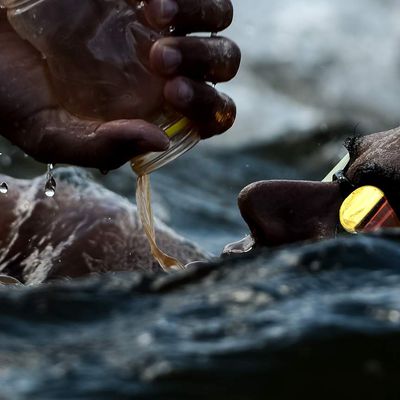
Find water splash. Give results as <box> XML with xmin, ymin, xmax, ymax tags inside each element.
<box><xmin>222</xmin><ymin>235</ymin><xmax>255</xmax><ymax>256</ymax></box>
<box><xmin>0</xmin><ymin>274</ymin><xmax>21</xmax><ymax>285</ymax></box>
<box><xmin>44</xmin><ymin>164</ymin><xmax>56</xmax><ymax>198</ymax></box>
<box><xmin>0</xmin><ymin>182</ymin><xmax>8</xmax><ymax>194</ymax></box>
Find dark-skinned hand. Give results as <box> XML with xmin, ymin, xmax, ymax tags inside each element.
<box><xmin>0</xmin><ymin>0</ymin><xmax>240</xmax><ymax>171</ymax></box>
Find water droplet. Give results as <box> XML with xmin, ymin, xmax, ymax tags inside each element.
<box><xmin>0</xmin><ymin>182</ymin><xmax>8</xmax><ymax>194</ymax></box>
<box><xmin>44</xmin><ymin>164</ymin><xmax>56</xmax><ymax>197</ymax></box>
<box><xmin>168</xmin><ymin>25</ymin><xmax>176</xmax><ymax>34</ymax></box>
<box><xmin>137</xmin><ymin>1</ymin><xmax>145</xmax><ymax>10</ymax></box>
<box><xmin>45</xmin><ymin>177</ymin><xmax>56</xmax><ymax>198</ymax></box>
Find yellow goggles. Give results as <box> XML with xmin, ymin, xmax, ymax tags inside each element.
<box><xmin>323</xmin><ymin>154</ymin><xmax>400</xmax><ymax>234</ymax></box>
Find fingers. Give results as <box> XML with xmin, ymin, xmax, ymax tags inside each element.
<box><xmin>143</xmin><ymin>0</ymin><xmax>238</xmax><ymax>140</ymax></box>
<box><xmin>150</xmin><ymin>36</ymin><xmax>241</xmax><ymax>83</ymax></box>
<box><xmin>164</xmin><ymin>77</ymin><xmax>236</xmax><ymax>139</ymax></box>
<box><xmin>11</xmin><ymin>109</ymin><xmax>169</xmax><ymax>170</ymax></box>
<box><xmin>144</xmin><ymin>0</ymin><xmax>233</xmax><ymax>33</ymax></box>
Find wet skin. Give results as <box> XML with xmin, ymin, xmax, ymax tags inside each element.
<box><xmin>0</xmin><ymin>0</ymin><xmax>240</xmax><ymax>171</ymax></box>
<box><xmin>238</xmin><ymin>128</ymin><xmax>400</xmax><ymax>247</ymax></box>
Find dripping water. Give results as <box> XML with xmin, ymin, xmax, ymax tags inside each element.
<box><xmin>0</xmin><ymin>182</ymin><xmax>8</xmax><ymax>194</ymax></box>
<box><xmin>136</xmin><ymin>174</ymin><xmax>185</xmax><ymax>272</ymax></box>
<box><xmin>44</xmin><ymin>164</ymin><xmax>56</xmax><ymax>198</ymax></box>
<box><xmin>0</xmin><ymin>149</ymin><xmax>7</xmax><ymax>194</ymax></box>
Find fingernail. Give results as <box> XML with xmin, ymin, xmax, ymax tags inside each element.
<box><xmin>161</xmin><ymin>45</ymin><xmax>182</xmax><ymax>72</ymax></box>
<box><xmin>158</xmin><ymin>0</ymin><xmax>178</xmax><ymax>25</ymax></box>
<box><xmin>175</xmin><ymin>79</ymin><xmax>194</xmax><ymax>105</ymax></box>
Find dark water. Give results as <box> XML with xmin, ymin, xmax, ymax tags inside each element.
<box><xmin>2</xmin><ymin>232</ymin><xmax>400</xmax><ymax>399</ymax></box>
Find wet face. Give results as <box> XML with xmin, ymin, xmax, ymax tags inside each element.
<box><xmin>237</xmin><ymin>128</ymin><xmax>400</xmax><ymax>248</ymax></box>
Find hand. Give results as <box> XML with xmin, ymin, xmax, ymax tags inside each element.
<box><xmin>0</xmin><ymin>1</ymin><xmax>240</xmax><ymax>171</ymax></box>
<box><xmin>0</xmin><ymin>12</ymin><xmax>165</xmax><ymax>170</ymax></box>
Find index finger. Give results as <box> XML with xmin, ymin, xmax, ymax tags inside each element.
<box><xmin>144</xmin><ymin>0</ymin><xmax>233</xmax><ymax>33</ymax></box>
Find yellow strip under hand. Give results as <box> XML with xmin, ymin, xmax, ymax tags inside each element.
<box><xmin>165</xmin><ymin>118</ymin><xmax>190</xmax><ymax>138</ymax></box>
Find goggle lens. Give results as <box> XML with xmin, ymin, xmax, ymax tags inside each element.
<box><xmin>339</xmin><ymin>186</ymin><xmax>400</xmax><ymax>233</ymax></box>
<box><xmin>323</xmin><ymin>154</ymin><xmax>400</xmax><ymax>234</ymax></box>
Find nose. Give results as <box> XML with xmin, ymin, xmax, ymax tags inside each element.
<box><xmin>238</xmin><ymin>180</ymin><xmax>343</xmax><ymax>247</ymax></box>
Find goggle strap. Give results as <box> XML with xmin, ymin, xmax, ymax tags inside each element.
<box><xmin>361</xmin><ymin>199</ymin><xmax>400</xmax><ymax>232</ymax></box>
<box><xmin>322</xmin><ymin>153</ymin><xmax>350</xmax><ymax>182</ymax></box>
<box><xmin>332</xmin><ymin>170</ymin><xmax>355</xmax><ymax>198</ymax></box>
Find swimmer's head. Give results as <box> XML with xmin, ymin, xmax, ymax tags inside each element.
<box><xmin>234</xmin><ymin>129</ymin><xmax>400</xmax><ymax>249</ymax></box>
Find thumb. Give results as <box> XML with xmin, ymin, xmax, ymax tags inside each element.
<box><xmin>9</xmin><ymin>109</ymin><xmax>170</xmax><ymax>170</ymax></box>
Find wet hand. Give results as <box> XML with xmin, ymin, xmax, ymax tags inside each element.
<box><xmin>145</xmin><ymin>0</ymin><xmax>241</xmax><ymax>138</ymax></box>
<box><xmin>0</xmin><ymin>13</ymin><xmax>169</xmax><ymax>171</ymax></box>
